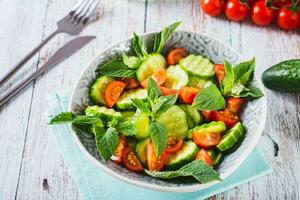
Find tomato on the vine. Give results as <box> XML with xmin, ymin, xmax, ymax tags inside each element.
<box><xmin>277</xmin><ymin>5</ymin><xmax>300</xmax><ymax>30</ymax></box>
<box><xmin>251</xmin><ymin>0</ymin><xmax>275</xmax><ymax>26</ymax></box>
<box><xmin>200</xmin><ymin>0</ymin><xmax>224</xmax><ymax>16</ymax></box>
<box><xmin>225</xmin><ymin>0</ymin><xmax>250</xmax><ymax>21</ymax></box>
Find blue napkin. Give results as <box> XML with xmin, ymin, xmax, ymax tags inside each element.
<box><xmin>47</xmin><ymin>90</ymin><xmax>272</xmax><ymax>200</ymax></box>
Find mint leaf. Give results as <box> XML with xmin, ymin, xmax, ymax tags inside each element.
<box><xmin>145</xmin><ymin>160</ymin><xmax>221</xmax><ymax>183</ymax></box>
<box><xmin>233</xmin><ymin>58</ymin><xmax>255</xmax><ymax>85</ymax></box>
<box><xmin>230</xmin><ymin>83</ymin><xmax>247</xmax><ymax>97</ymax></box>
<box><xmin>147</xmin><ymin>77</ymin><xmax>162</xmax><ymax>104</ymax></box>
<box><xmin>96</xmin><ymin>127</ymin><xmax>119</xmax><ymax>161</ymax></box>
<box><xmin>237</xmin><ymin>86</ymin><xmax>264</xmax><ymax>98</ymax></box>
<box><xmin>49</xmin><ymin>112</ymin><xmax>75</xmax><ymax>124</ymax></box>
<box><xmin>221</xmin><ymin>60</ymin><xmax>235</xmax><ymax>95</ymax></box>
<box><xmin>192</xmin><ymin>85</ymin><xmax>225</xmax><ymax>111</ymax></box>
<box><xmin>149</xmin><ymin>121</ymin><xmax>168</xmax><ymax>156</ymax></box>
<box><xmin>92</xmin><ymin>123</ymin><xmax>106</xmax><ymax>137</ymax></box>
<box><xmin>96</xmin><ymin>58</ymin><xmax>136</xmax><ymax>78</ymax></box>
<box><xmin>153</xmin><ymin>22</ymin><xmax>181</xmax><ymax>53</ymax></box>
<box><xmin>122</xmin><ymin>53</ymin><xmax>141</xmax><ymax>69</ymax></box>
<box><xmin>153</xmin><ymin>95</ymin><xmax>177</xmax><ymax>114</ymax></box>
<box><xmin>131</xmin><ymin>99</ymin><xmax>151</xmax><ymax>115</ymax></box>
<box><xmin>116</xmin><ymin>121</ymin><xmax>137</xmax><ymax>136</ymax></box>
<box><xmin>132</xmin><ymin>32</ymin><xmax>148</xmax><ymax>59</ymax></box>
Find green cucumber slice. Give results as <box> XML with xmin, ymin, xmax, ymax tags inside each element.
<box><xmin>217</xmin><ymin>122</ymin><xmax>245</xmax><ymax>152</ymax></box>
<box><xmin>135</xmin><ymin>138</ymin><xmax>150</xmax><ymax>166</ymax></box>
<box><xmin>85</xmin><ymin>105</ymin><xmax>122</xmax><ymax>121</ymax></box>
<box><xmin>166</xmin><ymin>141</ymin><xmax>199</xmax><ymax>170</ymax></box>
<box><xmin>89</xmin><ymin>76</ymin><xmax>115</xmax><ymax>105</ymax></box>
<box><xmin>116</xmin><ymin>88</ymin><xmax>147</xmax><ymax>110</ymax></box>
<box><xmin>133</xmin><ymin>110</ymin><xmax>150</xmax><ymax>140</ymax></box>
<box><xmin>193</xmin><ymin>121</ymin><xmax>226</xmax><ymax>134</ymax></box>
<box><xmin>179</xmin><ymin>104</ymin><xmax>203</xmax><ymax>126</ymax></box>
<box><xmin>156</xmin><ymin>105</ymin><xmax>189</xmax><ymax>139</ymax></box>
<box><xmin>188</xmin><ymin>75</ymin><xmax>214</xmax><ymax>89</ymax></box>
<box><xmin>186</xmin><ymin>115</ymin><xmax>196</xmax><ymax>129</ymax></box>
<box><xmin>179</xmin><ymin>54</ymin><xmax>215</xmax><ymax>79</ymax></box>
<box><xmin>136</xmin><ymin>53</ymin><xmax>167</xmax><ymax>82</ymax></box>
<box><xmin>164</xmin><ymin>65</ymin><xmax>189</xmax><ymax>89</ymax></box>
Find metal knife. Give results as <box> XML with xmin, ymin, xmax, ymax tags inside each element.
<box><xmin>0</xmin><ymin>36</ymin><xmax>96</xmax><ymax>107</ymax></box>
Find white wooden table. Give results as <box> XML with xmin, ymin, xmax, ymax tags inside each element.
<box><xmin>0</xmin><ymin>0</ymin><xmax>299</xmax><ymax>199</ymax></box>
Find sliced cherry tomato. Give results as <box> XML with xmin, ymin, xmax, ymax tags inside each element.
<box><xmin>121</xmin><ymin>78</ymin><xmax>140</xmax><ymax>89</ymax></box>
<box><xmin>179</xmin><ymin>87</ymin><xmax>200</xmax><ymax>104</ymax></box>
<box><xmin>212</xmin><ymin>109</ymin><xmax>239</xmax><ymax>128</ymax></box>
<box><xmin>200</xmin><ymin>0</ymin><xmax>224</xmax><ymax>16</ymax></box>
<box><xmin>195</xmin><ymin>149</ymin><xmax>214</xmax><ymax>166</ymax></box>
<box><xmin>251</xmin><ymin>0</ymin><xmax>275</xmax><ymax>26</ymax></box>
<box><xmin>214</xmin><ymin>64</ymin><xmax>225</xmax><ymax>84</ymax></box>
<box><xmin>226</xmin><ymin>97</ymin><xmax>245</xmax><ymax>113</ymax></box>
<box><xmin>105</xmin><ymin>81</ymin><xmax>126</xmax><ymax>107</ymax></box>
<box><xmin>277</xmin><ymin>5</ymin><xmax>300</xmax><ymax>30</ymax></box>
<box><xmin>165</xmin><ymin>137</ymin><xmax>184</xmax><ymax>153</ymax></box>
<box><xmin>147</xmin><ymin>142</ymin><xmax>168</xmax><ymax>171</ymax></box>
<box><xmin>192</xmin><ymin>130</ymin><xmax>221</xmax><ymax>148</ymax></box>
<box><xmin>160</xmin><ymin>86</ymin><xmax>179</xmax><ymax>96</ymax></box>
<box><xmin>167</xmin><ymin>48</ymin><xmax>188</xmax><ymax>65</ymax></box>
<box><xmin>111</xmin><ymin>136</ymin><xmax>126</xmax><ymax>163</ymax></box>
<box><xmin>225</xmin><ymin>0</ymin><xmax>250</xmax><ymax>21</ymax></box>
<box><xmin>140</xmin><ymin>69</ymin><xmax>167</xmax><ymax>88</ymax></box>
<box><xmin>122</xmin><ymin>144</ymin><xmax>144</xmax><ymax>172</ymax></box>
<box><xmin>202</xmin><ymin>110</ymin><xmax>214</xmax><ymax>121</ymax></box>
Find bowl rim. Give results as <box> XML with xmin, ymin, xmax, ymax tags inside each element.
<box><xmin>68</xmin><ymin>30</ymin><xmax>267</xmax><ymax>193</ymax></box>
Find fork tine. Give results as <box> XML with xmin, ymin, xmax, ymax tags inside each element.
<box><xmin>72</xmin><ymin>0</ymin><xmax>92</xmax><ymax>22</ymax></box>
<box><xmin>83</xmin><ymin>0</ymin><xmax>99</xmax><ymax>19</ymax></box>
<box><xmin>77</xmin><ymin>0</ymin><xmax>99</xmax><ymax>23</ymax></box>
<box><xmin>71</xmin><ymin>0</ymin><xmax>85</xmax><ymax>12</ymax></box>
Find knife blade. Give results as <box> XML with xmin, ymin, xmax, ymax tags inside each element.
<box><xmin>0</xmin><ymin>36</ymin><xmax>96</xmax><ymax>107</ymax></box>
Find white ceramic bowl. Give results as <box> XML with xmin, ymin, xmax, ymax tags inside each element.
<box><xmin>69</xmin><ymin>31</ymin><xmax>267</xmax><ymax>192</ymax></box>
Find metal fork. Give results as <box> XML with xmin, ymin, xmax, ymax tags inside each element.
<box><xmin>0</xmin><ymin>0</ymin><xmax>99</xmax><ymax>86</ymax></box>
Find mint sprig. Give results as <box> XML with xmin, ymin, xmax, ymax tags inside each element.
<box><xmin>48</xmin><ymin>112</ymin><xmax>103</xmax><ymax>126</ymax></box>
<box><xmin>149</xmin><ymin>121</ymin><xmax>168</xmax><ymax>156</ymax></box>
<box><xmin>96</xmin><ymin>58</ymin><xmax>136</xmax><ymax>78</ymax></box>
<box><xmin>96</xmin><ymin>127</ymin><xmax>119</xmax><ymax>161</ymax></box>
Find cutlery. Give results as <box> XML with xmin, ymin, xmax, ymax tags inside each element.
<box><xmin>0</xmin><ymin>0</ymin><xmax>99</xmax><ymax>86</ymax></box>
<box><xmin>0</xmin><ymin>36</ymin><xmax>96</xmax><ymax>107</ymax></box>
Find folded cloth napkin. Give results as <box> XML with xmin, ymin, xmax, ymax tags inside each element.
<box><xmin>47</xmin><ymin>90</ymin><xmax>272</xmax><ymax>200</ymax></box>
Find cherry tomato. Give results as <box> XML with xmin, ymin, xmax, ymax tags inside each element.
<box><xmin>111</xmin><ymin>136</ymin><xmax>126</xmax><ymax>163</ymax></box>
<box><xmin>195</xmin><ymin>149</ymin><xmax>214</xmax><ymax>166</ymax></box>
<box><xmin>167</xmin><ymin>48</ymin><xmax>188</xmax><ymax>65</ymax></box>
<box><xmin>251</xmin><ymin>0</ymin><xmax>275</xmax><ymax>26</ymax></box>
<box><xmin>225</xmin><ymin>0</ymin><xmax>250</xmax><ymax>21</ymax></box>
<box><xmin>277</xmin><ymin>5</ymin><xmax>300</xmax><ymax>30</ymax></box>
<box><xmin>105</xmin><ymin>81</ymin><xmax>126</xmax><ymax>107</ymax></box>
<box><xmin>121</xmin><ymin>78</ymin><xmax>140</xmax><ymax>89</ymax></box>
<box><xmin>202</xmin><ymin>110</ymin><xmax>214</xmax><ymax>121</ymax></box>
<box><xmin>214</xmin><ymin>64</ymin><xmax>225</xmax><ymax>84</ymax></box>
<box><xmin>212</xmin><ymin>109</ymin><xmax>239</xmax><ymax>128</ymax></box>
<box><xmin>165</xmin><ymin>138</ymin><xmax>184</xmax><ymax>153</ymax></box>
<box><xmin>160</xmin><ymin>86</ymin><xmax>179</xmax><ymax>96</ymax></box>
<box><xmin>122</xmin><ymin>144</ymin><xmax>144</xmax><ymax>172</ymax></box>
<box><xmin>192</xmin><ymin>130</ymin><xmax>221</xmax><ymax>148</ymax></box>
<box><xmin>200</xmin><ymin>0</ymin><xmax>224</xmax><ymax>16</ymax></box>
<box><xmin>140</xmin><ymin>69</ymin><xmax>167</xmax><ymax>88</ymax></box>
<box><xmin>226</xmin><ymin>97</ymin><xmax>245</xmax><ymax>113</ymax></box>
<box><xmin>147</xmin><ymin>142</ymin><xmax>168</xmax><ymax>171</ymax></box>
<box><xmin>179</xmin><ymin>87</ymin><xmax>200</xmax><ymax>104</ymax></box>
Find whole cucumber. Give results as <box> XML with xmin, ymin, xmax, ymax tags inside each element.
<box><xmin>262</xmin><ymin>59</ymin><xmax>300</xmax><ymax>92</ymax></box>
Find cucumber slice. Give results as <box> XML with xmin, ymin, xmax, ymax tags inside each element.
<box><xmin>207</xmin><ymin>149</ymin><xmax>224</xmax><ymax>167</ymax></box>
<box><xmin>136</xmin><ymin>53</ymin><xmax>167</xmax><ymax>82</ymax></box>
<box><xmin>135</xmin><ymin>138</ymin><xmax>150</xmax><ymax>166</ymax></box>
<box><xmin>186</xmin><ymin>115</ymin><xmax>196</xmax><ymax>129</ymax></box>
<box><xmin>193</xmin><ymin>121</ymin><xmax>226</xmax><ymax>134</ymax></box>
<box><xmin>188</xmin><ymin>75</ymin><xmax>214</xmax><ymax>89</ymax></box>
<box><xmin>133</xmin><ymin>110</ymin><xmax>150</xmax><ymax>140</ymax></box>
<box><xmin>89</xmin><ymin>76</ymin><xmax>115</xmax><ymax>105</ymax></box>
<box><xmin>166</xmin><ymin>141</ymin><xmax>199</xmax><ymax>170</ymax></box>
<box><xmin>179</xmin><ymin>104</ymin><xmax>203</xmax><ymax>126</ymax></box>
<box><xmin>85</xmin><ymin>105</ymin><xmax>122</xmax><ymax>121</ymax></box>
<box><xmin>116</xmin><ymin>88</ymin><xmax>147</xmax><ymax>110</ymax></box>
<box><xmin>164</xmin><ymin>65</ymin><xmax>189</xmax><ymax>89</ymax></box>
<box><xmin>179</xmin><ymin>54</ymin><xmax>215</xmax><ymax>79</ymax></box>
<box><xmin>121</xmin><ymin>111</ymin><xmax>136</xmax><ymax>121</ymax></box>
<box><xmin>156</xmin><ymin>105</ymin><xmax>189</xmax><ymax>139</ymax></box>
<box><xmin>217</xmin><ymin>122</ymin><xmax>245</xmax><ymax>152</ymax></box>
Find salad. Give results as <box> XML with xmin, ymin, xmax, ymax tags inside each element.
<box><xmin>49</xmin><ymin>22</ymin><xmax>264</xmax><ymax>184</ymax></box>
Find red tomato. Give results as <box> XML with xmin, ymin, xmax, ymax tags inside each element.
<box><xmin>179</xmin><ymin>87</ymin><xmax>200</xmax><ymax>104</ymax></box>
<box><xmin>111</xmin><ymin>136</ymin><xmax>126</xmax><ymax>163</ymax></box>
<box><xmin>225</xmin><ymin>0</ymin><xmax>250</xmax><ymax>21</ymax></box>
<box><xmin>105</xmin><ymin>81</ymin><xmax>126</xmax><ymax>107</ymax></box>
<box><xmin>277</xmin><ymin>5</ymin><xmax>300</xmax><ymax>30</ymax></box>
<box><xmin>212</xmin><ymin>109</ymin><xmax>239</xmax><ymax>128</ymax></box>
<box><xmin>140</xmin><ymin>69</ymin><xmax>167</xmax><ymax>88</ymax></box>
<box><xmin>251</xmin><ymin>0</ymin><xmax>275</xmax><ymax>26</ymax></box>
<box><xmin>202</xmin><ymin>110</ymin><xmax>214</xmax><ymax>121</ymax></box>
<box><xmin>160</xmin><ymin>86</ymin><xmax>179</xmax><ymax>96</ymax></box>
<box><xmin>192</xmin><ymin>130</ymin><xmax>221</xmax><ymax>148</ymax></box>
<box><xmin>121</xmin><ymin>78</ymin><xmax>140</xmax><ymax>89</ymax></box>
<box><xmin>214</xmin><ymin>64</ymin><xmax>225</xmax><ymax>84</ymax></box>
<box><xmin>122</xmin><ymin>145</ymin><xmax>144</xmax><ymax>172</ymax></box>
<box><xmin>226</xmin><ymin>97</ymin><xmax>245</xmax><ymax>113</ymax></box>
<box><xmin>200</xmin><ymin>0</ymin><xmax>224</xmax><ymax>16</ymax></box>
<box><xmin>195</xmin><ymin>149</ymin><xmax>214</xmax><ymax>166</ymax></box>
<box><xmin>147</xmin><ymin>142</ymin><xmax>168</xmax><ymax>171</ymax></box>
<box><xmin>165</xmin><ymin>138</ymin><xmax>184</xmax><ymax>153</ymax></box>
<box><xmin>167</xmin><ymin>48</ymin><xmax>188</xmax><ymax>65</ymax></box>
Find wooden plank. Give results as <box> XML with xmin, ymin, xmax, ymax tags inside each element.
<box><xmin>15</xmin><ymin>0</ymin><xmax>146</xmax><ymax>199</ymax></box>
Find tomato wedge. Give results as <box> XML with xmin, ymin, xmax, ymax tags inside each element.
<box><xmin>192</xmin><ymin>130</ymin><xmax>221</xmax><ymax>148</ymax></box>
<box><xmin>214</xmin><ymin>64</ymin><xmax>225</xmax><ymax>84</ymax></box>
<box><xmin>165</xmin><ymin>137</ymin><xmax>184</xmax><ymax>153</ymax></box>
<box><xmin>202</xmin><ymin>110</ymin><xmax>214</xmax><ymax>121</ymax></box>
<box><xmin>122</xmin><ymin>144</ymin><xmax>144</xmax><ymax>172</ymax></box>
<box><xmin>166</xmin><ymin>48</ymin><xmax>188</xmax><ymax>65</ymax></box>
<box><xmin>212</xmin><ymin>109</ymin><xmax>239</xmax><ymax>128</ymax></box>
<box><xmin>179</xmin><ymin>87</ymin><xmax>199</xmax><ymax>104</ymax></box>
<box><xmin>140</xmin><ymin>69</ymin><xmax>167</xmax><ymax>88</ymax></box>
<box><xmin>105</xmin><ymin>81</ymin><xmax>126</xmax><ymax>107</ymax></box>
<box><xmin>226</xmin><ymin>97</ymin><xmax>245</xmax><ymax>113</ymax></box>
<box><xmin>121</xmin><ymin>78</ymin><xmax>139</xmax><ymax>89</ymax></box>
<box><xmin>147</xmin><ymin>142</ymin><xmax>168</xmax><ymax>171</ymax></box>
<box><xmin>195</xmin><ymin>149</ymin><xmax>213</xmax><ymax>166</ymax></box>
<box><xmin>160</xmin><ymin>86</ymin><xmax>179</xmax><ymax>96</ymax></box>
<box><xmin>111</xmin><ymin>136</ymin><xmax>126</xmax><ymax>163</ymax></box>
